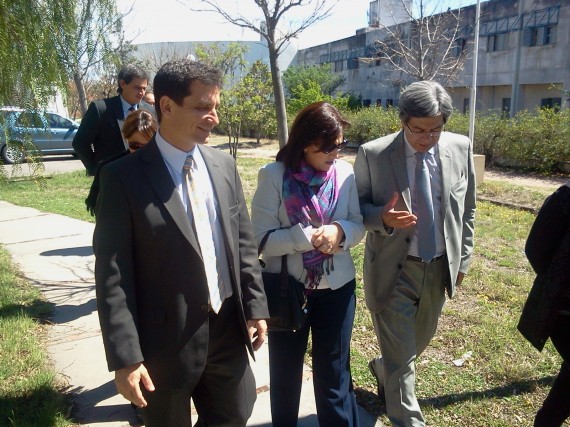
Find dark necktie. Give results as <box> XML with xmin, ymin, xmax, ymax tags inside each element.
<box><xmin>415</xmin><ymin>151</ymin><xmax>436</xmax><ymax>262</ymax></box>
<box><xmin>128</xmin><ymin>105</ymin><xmax>136</xmax><ymax>112</ymax></box>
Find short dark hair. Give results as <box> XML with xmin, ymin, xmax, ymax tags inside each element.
<box><xmin>117</xmin><ymin>64</ymin><xmax>149</xmax><ymax>94</ymax></box>
<box><xmin>153</xmin><ymin>59</ymin><xmax>223</xmax><ymax>123</ymax></box>
<box><xmin>276</xmin><ymin>101</ymin><xmax>350</xmax><ymax>171</ymax></box>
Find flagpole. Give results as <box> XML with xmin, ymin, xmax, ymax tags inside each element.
<box><xmin>469</xmin><ymin>0</ymin><xmax>481</xmax><ymax>142</ymax></box>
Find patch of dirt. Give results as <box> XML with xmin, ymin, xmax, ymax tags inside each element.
<box><xmin>484</xmin><ymin>168</ymin><xmax>568</xmax><ymax>190</ymax></box>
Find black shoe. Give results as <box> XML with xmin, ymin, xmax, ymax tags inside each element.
<box><xmin>368</xmin><ymin>359</ymin><xmax>385</xmax><ymax>398</ymax></box>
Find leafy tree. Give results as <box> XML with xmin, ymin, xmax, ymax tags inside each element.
<box><xmin>194</xmin><ymin>43</ymin><xmax>248</xmax><ymax>82</ymax></box>
<box><xmin>49</xmin><ymin>0</ymin><xmax>134</xmax><ymax>116</ymax></box>
<box><xmin>0</xmin><ymin>0</ymin><xmax>72</xmax><ymax>107</ymax></box>
<box><xmin>287</xmin><ymin>81</ymin><xmax>351</xmax><ymax>118</ymax></box>
<box><xmin>369</xmin><ymin>0</ymin><xmax>471</xmax><ymax>85</ymax></box>
<box><xmin>239</xmin><ymin>61</ymin><xmax>276</xmax><ymax>144</ymax></box>
<box><xmin>193</xmin><ymin>42</ymin><xmax>249</xmax><ymax>156</ymax></box>
<box><xmin>191</xmin><ymin>0</ymin><xmax>338</xmax><ymax>148</ymax></box>
<box><xmin>218</xmin><ymin>89</ymin><xmax>243</xmax><ymax>158</ymax></box>
<box><xmin>283</xmin><ymin>64</ymin><xmax>345</xmax><ymax>98</ymax></box>
<box><xmin>0</xmin><ymin>0</ymin><xmax>74</xmax><ymax>175</ymax></box>
<box><xmin>218</xmin><ymin>60</ymin><xmax>276</xmax><ymax>158</ymax></box>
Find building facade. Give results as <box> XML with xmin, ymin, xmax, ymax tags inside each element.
<box><xmin>133</xmin><ymin>39</ymin><xmax>297</xmax><ymax>88</ymax></box>
<box><xmin>293</xmin><ymin>0</ymin><xmax>570</xmax><ymax>114</ymax></box>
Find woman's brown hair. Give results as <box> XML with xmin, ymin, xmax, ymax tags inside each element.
<box><xmin>121</xmin><ymin>109</ymin><xmax>157</xmax><ymax>141</ymax></box>
<box><xmin>276</xmin><ymin>102</ymin><xmax>350</xmax><ymax>171</ymax></box>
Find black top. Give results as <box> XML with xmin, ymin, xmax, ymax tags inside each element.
<box><xmin>525</xmin><ymin>184</ymin><xmax>570</xmax><ymax>313</ymax></box>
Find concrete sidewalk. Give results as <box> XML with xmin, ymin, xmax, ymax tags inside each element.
<box><xmin>0</xmin><ymin>200</ymin><xmax>382</xmax><ymax>427</ymax></box>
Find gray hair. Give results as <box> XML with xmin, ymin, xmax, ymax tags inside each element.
<box><xmin>398</xmin><ymin>81</ymin><xmax>453</xmax><ymax>124</ymax></box>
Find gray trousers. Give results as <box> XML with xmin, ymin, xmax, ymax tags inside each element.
<box><xmin>370</xmin><ymin>255</ymin><xmax>448</xmax><ymax>427</ymax></box>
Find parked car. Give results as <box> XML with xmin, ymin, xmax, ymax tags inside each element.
<box><xmin>0</xmin><ymin>106</ymin><xmax>79</xmax><ymax>164</ymax></box>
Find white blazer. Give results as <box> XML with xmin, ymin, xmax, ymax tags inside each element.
<box><xmin>251</xmin><ymin>160</ymin><xmax>365</xmax><ymax>290</ymax></box>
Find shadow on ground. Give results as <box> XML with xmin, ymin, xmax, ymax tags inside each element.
<box><xmin>356</xmin><ymin>376</ymin><xmax>555</xmax><ymax>417</ymax></box>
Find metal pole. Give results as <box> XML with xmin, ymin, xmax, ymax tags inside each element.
<box><xmin>469</xmin><ymin>0</ymin><xmax>481</xmax><ymax>142</ymax></box>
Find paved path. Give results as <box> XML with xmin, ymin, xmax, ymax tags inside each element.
<box><xmin>6</xmin><ymin>152</ymin><xmax>564</xmax><ymax>426</ymax></box>
<box><xmin>0</xmin><ymin>200</ymin><xmax>382</xmax><ymax>426</ymax></box>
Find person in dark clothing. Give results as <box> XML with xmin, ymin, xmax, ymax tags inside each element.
<box><xmin>85</xmin><ymin>109</ymin><xmax>157</xmax><ymax>216</ymax></box>
<box><xmin>520</xmin><ymin>182</ymin><xmax>570</xmax><ymax>427</ymax></box>
<box><xmin>73</xmin><ymin>64</ymin><xmax>151</xmax><ymax>176</ymax></box>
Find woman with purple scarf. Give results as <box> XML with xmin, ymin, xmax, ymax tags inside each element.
<box><xmin>251</xmin><ymin>102</ymin><xmax>365</xmax><ymax>427</ymax></box>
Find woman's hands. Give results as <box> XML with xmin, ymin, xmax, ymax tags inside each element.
<box><xmin>311</xmin><ymin>223</ymin><xmax>345</xmax><ymax>254</ymax></box>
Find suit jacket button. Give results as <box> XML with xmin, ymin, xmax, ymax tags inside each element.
<box><xmin>201</xmin><ymin>304</ymin><xmax>209</xmax><ymax>312</ymax></box>
<box><xmin>397</xmin><ymin>264</ymin><xmax>403</xmax><ymax>270</ymax></box>
<box><xmin>405</xmin><ymin>238</ymin><xmax>410</xmax><ymax>243</ymax></box>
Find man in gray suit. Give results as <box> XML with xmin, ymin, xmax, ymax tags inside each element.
<box><xmin>94</xmin><ymin>59</ymin><xmax>269</xmax><ymax>426</ymax></box>
<box><xmin>354</xmin><ymin>81</ymin><xmax>476</xmax><ymax>427</ymax></box>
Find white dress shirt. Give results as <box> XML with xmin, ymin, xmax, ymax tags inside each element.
<box><xmin>155</xmin><ymin>132</ymin><xmax>233</xmax><ymax>299</ymax></box>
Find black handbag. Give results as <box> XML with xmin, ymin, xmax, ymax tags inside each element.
<box><xmin>259</xmin><ymin>231</ymin><xmax>308</xmax><ymax>331</ymax></box>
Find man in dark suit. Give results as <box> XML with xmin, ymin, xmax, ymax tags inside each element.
<box><xmin>93</xmin><ymin>59</ymin><xmax>269</xmax><ymax>427</ymax></box>
<box><xmin>354</xmin><ymin>81</ymin><xmax>476</xmax><ymax>427</ymax></box>
<box><xmin>73</xmin><ymin>64</ymin><xmax>150</xmax><ymax>176</ymax></box>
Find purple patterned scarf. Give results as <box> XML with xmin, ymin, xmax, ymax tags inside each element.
<box><xmin>283</xmin><ymin>160</ymin><xmax>339</xmax><ymax>290</ymax></box>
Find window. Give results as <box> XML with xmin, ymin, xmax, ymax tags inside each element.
<box><xmin>16</xmin><ymin>112</ymin><xmax>44</xmax><ymax>128</ymax></box>
<box><xmin>376</xmin><ymin>99</ymin><xmax>382</xmax><ymax>107</ymax></box>
<box><xmin>347</xmin><ymin>58</ymin><xmax>359</xmax><ymax>70</ymax></box>
<box><xmin>528</xmin><ymin>28</ymin><xmax>538</xmax><ymax>46</ymax></box>
<box><xmin>334</xmin><ymin>60</ymin><xmax>344</xmax><ymax>72</ymax></box>
<box><xmin>454</xmin><ymin>38</ymin><xmax>467</xmax><ymax>57</ymax></box>
<box><xmin>463</xmin><ymin>98</ymin><xmax>470</xmax><ymax>114</ymax></box>
<box><xmin>543</xmin><ymin>26</ymin><xmax>556</xmax><ymax>45</ymax></box>
<box><xmin>502</xmin><ymin>98</ymin><xmax>511</xmax><ymax>118</ymax></box>
<box><xmin>487</xmin><ymin>33</ymin><xmax>509</xmax><ymax>51</ymax></box>
<box><xmin>524</xmin><ymin>26</ymin><xmax>557</xmax><ymax>47</ymax></box>
<box><xmin>44</xmin><ymin>112</ymin><xmax>73</xmax><ymax>129</ymax></box>
<box><xmin>541</xmin><ymin>98</ymin><xmax>561</xmax><ymax>110</ymax></box>
<box><xmin>386</xmin><ymin>99</ymin><xmax>394</xmax><ymax>107</ymax></box>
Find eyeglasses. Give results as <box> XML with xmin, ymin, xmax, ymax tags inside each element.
<box><xmin>127</xmin><ymin>141</ymin><xmax>146</xmax><ymax>151</ymax></box>
<box><xmin>319</xmin><ymin>138</ymin><xmax>350</xmax><ymax>154</ymax></box>
<box><xmin>405</xmin><ymin>123</ymin><xmax>444</xmax><ymax>138</ymax></box>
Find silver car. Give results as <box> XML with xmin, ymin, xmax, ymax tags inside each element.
<box><xmin>0</xmin><ymin>107</ymin><xmax>79</xmax><ymax>164</ymax></box>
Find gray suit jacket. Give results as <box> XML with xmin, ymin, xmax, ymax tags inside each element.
<box><xmin>354</xmin><ymin>131</ymin><xmax>476</xmax><ymax>313</ymax></box>
<box><xmin>93</xmin><ymin>139</ymin><xmax>269</xmax><ymax>389</ymax></box>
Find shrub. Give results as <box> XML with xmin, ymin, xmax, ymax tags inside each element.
<box><xmin>343</xmin><ymin>105</ymin><xmax>570</xmax><ymax>173</ymax></box>
<box><xmin>343</xmin><ymin>106</ymin><xmax>400</xmax><ymax>144</ymax></box>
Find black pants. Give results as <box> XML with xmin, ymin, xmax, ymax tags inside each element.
<box><xmin>269</xmin><ymin>280</ymin><xmax>359</xmax><ymax>427</ymax></box>
<box><xmin>141</xmin><ymin>298</ymin><xmax>256</xmax><ymax>427</ymax></box>
<box><xmin>534</xmin><ymin>314</ymin><xmax>570</xmax><ymax>427</ymax></box>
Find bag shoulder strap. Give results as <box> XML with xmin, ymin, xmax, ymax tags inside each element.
<box><xmin>258</xmin><ymin>229</ymin><xmax>288</xmax><ymax>276</ymax></box>
<box><xmin>258</xmin><ymin>229</ymin><xmax>275</xmax><ymax>255</ymax></box>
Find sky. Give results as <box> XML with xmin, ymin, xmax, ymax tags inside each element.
<box><xmin>117</xmin><ymin>0</ymin><xmax>478</xmax><ymax>50</ymax></box>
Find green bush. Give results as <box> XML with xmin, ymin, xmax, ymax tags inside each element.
<box><xmin>343</xmin><ymin>106</ymin><xmax>400</xmax><ymax>144</ymax></box>
<box><xmin>491</xmin><ymin>108</ymin><xmax>570</xmax><ymax>172</ymax></box>
<box><xmin>343</xmin><ymin>105</ymin><xmax>570</xmax><ymax>173</ymax></box>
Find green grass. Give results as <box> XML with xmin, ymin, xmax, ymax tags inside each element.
<box><xmin>0</xmin><ymin>158</ymin><xmax>566</xmax><ymax>426</ymax></box>
<box><xmin>0</xmin><ymin>170</ymin><xmax>94</xmax><ymax>223</ymax></box>
<box><xmin>477</xmin><ymin>180</ymin><xmax>553</xmax><ymax>211</ymax></box>
<box><xmin>0</xmin><ymin>246</ymin><xmax>72</xmax><ymax>426</ymax></box>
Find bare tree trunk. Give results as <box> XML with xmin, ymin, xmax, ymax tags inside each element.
<box><xmin>74</xmin><ymin>71</ymin><xmax>89</xmax><ymax>116</ymax></box>
<box><xmin>268</xmin><ymin>45</ymin><xmax>288</xmax><ymax>148</ymax></box>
